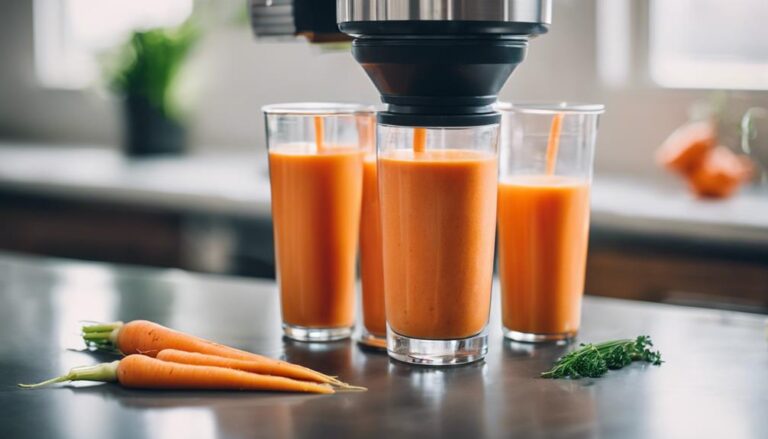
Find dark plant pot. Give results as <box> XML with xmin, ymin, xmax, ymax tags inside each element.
<box><xmin>123</xmin><ymin>95</ymin><xmax>186</xmax><ymax>157</ymax></box>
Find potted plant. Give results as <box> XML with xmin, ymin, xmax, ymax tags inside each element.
<box><xmin>104</xmin><ymin>20</ymin><xmax>200</xmax><ymax>156</ymax></box>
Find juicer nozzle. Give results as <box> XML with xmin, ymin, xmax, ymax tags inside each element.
<box><xmin>250</xmin><ymin>0</ymin><xmax>553</xmax><ymax>126</ymax></box>
<box><xmin>337</xmin><ymin>0</ymin><xmax>553</xmax><ymax>126</ymax></box>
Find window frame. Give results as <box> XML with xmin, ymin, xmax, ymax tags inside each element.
<box><xmin>596</xmin><ymin>0</ymin><xmax>768</xmax><ymax>91</ymax></box>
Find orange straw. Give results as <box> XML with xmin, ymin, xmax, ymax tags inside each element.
<box><xmin>314</xmin><ymin>116</ymin><xmax>325</xmax><ymax>152</ymax></box>
<box><xmin>545</xmin><ymin>113</ymin><xmax>564</xmax><ymax>175</ymax></box>
<box><xmin>413</xmin><ymin>127</ymin><xmax>426</xmax><ymax>153</ymax></box>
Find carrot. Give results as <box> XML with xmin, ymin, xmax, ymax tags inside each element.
<box><xmin>19</xmin><ymin>355</ymin><xmax>334</xmax><ymax>394</ymax></box>
<box><xmin>686</xmin><ymin>145</ymin><xmax>754</xmax><ymax>198</ymax></box>
<box><xmin>81</xmin><ymin>320</ymin><xmax>351</xmax><ymax>388</ymax></box>
<box><xmin>656</xmin><ymin>120</ymin><xmax>716</xmax><ymax>175</ymax></box>
<box><xmin>157</xmin><ymin>349</ymin><xmax>366</xmax><ymax>391</ymax></box>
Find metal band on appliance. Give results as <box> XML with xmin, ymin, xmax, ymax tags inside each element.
<box><xmin>337</xmin><ymin>0</ymin><xmax>551</xmax><ymax>24</ymax></box>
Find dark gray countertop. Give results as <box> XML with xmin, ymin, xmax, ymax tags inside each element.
<box><xmin>1</xmin><ymin>252</ymin><xmax>766</xmax><ymax>439</ymax></box>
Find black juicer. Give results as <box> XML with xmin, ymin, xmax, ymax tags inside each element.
<box><xmin>251</xmin><ymin>0</ymin><xmax>551</xmax><ymax>127</ymax></box>
<box><xmin>337</xmin><ymin>0</ymin><xmax>551</xmax><ymax>127</ymax></box>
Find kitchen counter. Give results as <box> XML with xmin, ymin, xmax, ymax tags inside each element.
<box><xmin>1</xmin><ymin>143</ymin><xmax>767</xmax><ymax>245</ymax></box>
<box><xmin>0</xmin><ymin>144</ymin><xmax>271</xmax><ymax>218</ymax></box>
<box><xmin>1</xmin><ymin>252</ymin><xmax>766</xmax><ymax>439</ymax></box>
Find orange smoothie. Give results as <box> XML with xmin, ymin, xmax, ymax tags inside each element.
<box><xmin>268</xmin><ymin>146</ymin><xmax>363</xmax><ymax>329</ymax></box>
<box><xmin>379</xmin><ymin>149</ymin><xmax>498</xmax><ymax>340</ymax></box>
<box><xmin>359</xmin><ymin>155</ymin><xmax>386</xmax><ymax>336</ymax></box>
<box><xmin>497</xmin><ymin>175</ymin><xmax>590</xmax><ymax>336</ymax></box>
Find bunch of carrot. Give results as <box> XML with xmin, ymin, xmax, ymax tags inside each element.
<box><xmin>20</xmin><ymin>320</ymin><xmax>363</xmax><ymax>394</ymax></box>
<box><xmin>656</xmin><ymin>120</ymin><xmax>754</xmax><ymax>198</ymax></box>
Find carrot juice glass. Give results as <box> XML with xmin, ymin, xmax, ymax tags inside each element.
<box><xmin>356</xmin><ymin>114</ymin><xmax>388</xmax><ymax>349</ymax></box>
<box><xmin>263</xmin><ymin>103</ymin><xmax>373</xmax><ymax>342</ymax></box>
<box><xmin>496</xmin><ymin>103</ymin><xmax>604</xmax><ymax>343</ymax></box>
<box><xmin>378</xmin><ymin>122</ymin><xmax>499</xmax><ymax>365</ymax></box>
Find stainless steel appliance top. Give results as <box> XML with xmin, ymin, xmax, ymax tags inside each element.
<box><xmin>337</xmin><ymin>0</ymin><xmax>552</xmax><ymax>24</ymax></box>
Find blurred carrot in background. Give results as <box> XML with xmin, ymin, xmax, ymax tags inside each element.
<box><xmin>656</xmin><ymin>120</ymin><xmax>716</xmax><ymax>176</ymax></box>
<box><xmin>657</xmin><ymin>106</ymin><xmax>758</xmax><ymax>199</ymax></box>
<box><xmin>687</xmin><ymin>146</ymin><xmax>754</xmax><ymax>198</ymax></box>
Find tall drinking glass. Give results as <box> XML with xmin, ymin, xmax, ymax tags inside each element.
<box><xmin>357</xmin><ymin>114</ymin><xmax>387</xmax><ymax>348</ymax></box>
<box><xmin>496</xmin><ymin>102</ymin><xmax>604</xmax><ymax>342</ymax></box>
<box><xmin>378</xmin><ymin>123</ymin><xmax>499</xmax><ymax>365</ymax></box>
<box><xmin>263</xmin><ymin>103</ymin><xmax>373</xmax><ymax>342</ymax></box>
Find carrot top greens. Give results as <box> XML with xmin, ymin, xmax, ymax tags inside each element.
<box><xmin>81</xmin><ymin>321</ymin><xmax>124</xmax><ymax>351</ymax></box>
<box><xmin>541</xmin><ymin>336</ymin><xmax>662</xmax><ymax>379</ymax></box>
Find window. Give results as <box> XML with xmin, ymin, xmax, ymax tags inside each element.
<box><xmin>649</xmin><ymin>0</ymin><xmax>768</xmax><ymax>90</ymax></box>
<box><xmin>33</xmin><ymin>0</ymin><xmax>193</xmax><ymax>89</ymax></box>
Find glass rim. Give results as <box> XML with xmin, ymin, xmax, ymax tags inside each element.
<box><xmin>495</xmin><ymin>101</ymin><xmax>605</xmax><ymax>115</ymax></box>
<box><xmin>377</xmin><ymin>123</ymin><xmax>500</xmax><ymax>129</ymax></box>
<box><xmin>262</xmin><ymin>102</ymin><xmax>376</xmax><ymax>116</ymax></box>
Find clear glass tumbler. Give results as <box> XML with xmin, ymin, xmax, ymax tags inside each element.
<box><xmin>496</xmin><ymin>102</ymin><xmax>604</xmax><ymax>343</ymax></box>
<box><xmin>378</xmin><ymin>123</ymin><xmax>499</xmax><ymax>365</ymax></box>
<box><xmin>357</xmin><ymin>113</ymin><xmax>388</xmax><ymax>349</ymax></box>
<box><xmin>263</xmin><ymin>103</ymin><xmax>374</xmax><ymax>342</ymax></box>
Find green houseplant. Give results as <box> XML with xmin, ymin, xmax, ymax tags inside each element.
<box><xmin>104</xmin><ymin>20</ymin><xmax>200</xmax><ymax>156</ymax></box>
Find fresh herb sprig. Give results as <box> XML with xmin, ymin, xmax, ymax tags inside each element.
<box><xmin>541</xmin><ymin>336</ymin><xmax>662</xmax><ymax>379</ymax></box>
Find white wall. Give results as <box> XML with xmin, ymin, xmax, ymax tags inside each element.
<box><xmin>0</xmin><ymin>0</ymin><xmax>766</xmax><ymax>178</ymax></box>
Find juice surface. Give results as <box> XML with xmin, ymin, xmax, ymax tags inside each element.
<box><xmin>359</xmin><ymin>156</ymin><xmax>386</xmax><ymax>336</ymax></box>
<box><xmin>379</xmin><ymin>149</ymin><xmax>498</xmax><ymax>340</ymax></box>
<box><xmin>497</xmin><ymin>175</ymin><xmax>590</xmax><ymax>335</ymax></box>
<box><xmin>268</xmin><ymin>146</ymin><xmax>363</xmax><ymax>328</ymax></box>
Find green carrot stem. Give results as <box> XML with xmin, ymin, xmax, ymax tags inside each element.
<box><xmin>334</xmin><ymin>384</ymin><xmax>367</xmax><ymax>392</ymax></box>
<box><xmin>82</xmin><ymin>322</ymin><xmax>123</xmax><ymax>333</ymax></box>
<box><xmin>19</xmin><ymin>361</ymin><xmax>120</xmax><ymax>389</ymax></box>
<box><xmin>82</xmin><ymin>332</ymin><xmax>114</xmax><ymax>342</ymax></box>
<box><xmin>81</xmin><ymin>322</ymin><xmax>123</xmax><ymax>349</ymax></box>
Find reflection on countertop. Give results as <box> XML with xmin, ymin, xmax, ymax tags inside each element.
<box><xmin>1</xmin><ymin>252</ymin><xmax>766</xmax><ymax>439</ymax></box>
